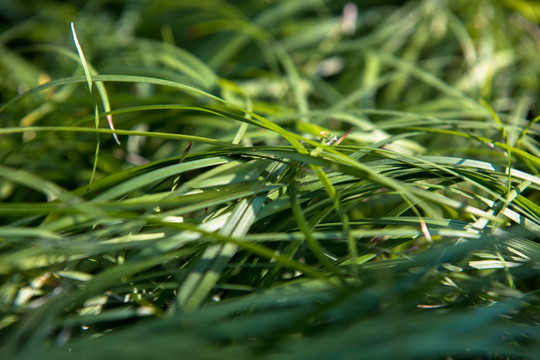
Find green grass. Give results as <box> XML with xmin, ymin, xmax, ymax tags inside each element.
<box><xmin>1</xmin><ymin>0</ymin><xmax>539</xmax><ymax>359</ymax></box>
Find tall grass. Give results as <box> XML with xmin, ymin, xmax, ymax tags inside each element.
<box><xmin>1</xmin><ymin>0</ymin><xmax>539</xmax><ymax>359</ymax></box>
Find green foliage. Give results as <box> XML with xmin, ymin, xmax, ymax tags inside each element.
<box><xmin>1</xmin><ymin>0</ymin><xmax>539</xmax><ymax>359</ymax></box>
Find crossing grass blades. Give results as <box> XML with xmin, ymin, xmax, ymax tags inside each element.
<box><xmin>0</xmin><ymin>0</ymin><xmax>539</xmax><ymax>359</ymax></box>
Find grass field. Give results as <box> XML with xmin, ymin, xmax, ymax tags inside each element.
<box><xmin>1</xmin><ymin>0</ymin><xmax>539</xmax><ymax>359</ymax></box>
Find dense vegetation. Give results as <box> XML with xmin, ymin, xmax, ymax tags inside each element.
<box><xmin>1</xmin><ymin>0</ymin><xmax>539</xmax><ymax>358</ymax></box>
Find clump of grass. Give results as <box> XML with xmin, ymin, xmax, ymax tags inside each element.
<box><xmin>1</xmin><ymin>0</ymin><xmax>539</xmax><ymax>359</ymax></box>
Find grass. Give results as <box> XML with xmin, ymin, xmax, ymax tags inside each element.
<box><xmin>1</xmin><ymin>0</ymin><xmax>539</xmax><ymax>359</ymax></box>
